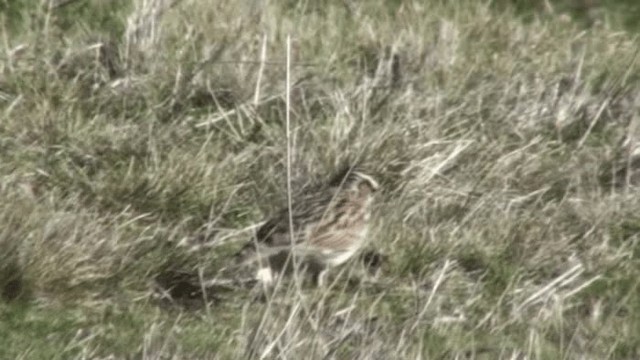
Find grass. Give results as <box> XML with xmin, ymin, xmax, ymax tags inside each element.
<box><xmin>2</xmin><ymin>0</ymin><xmax>640</xmax><ymax>358</ymax></box>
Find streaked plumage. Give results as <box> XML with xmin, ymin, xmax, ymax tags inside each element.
<box><xmin>237</xmin><ymin>167</ymin><xmax>379</xmax><ymax>287</ymax></box>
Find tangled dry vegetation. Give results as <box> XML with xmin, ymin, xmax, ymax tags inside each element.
<box><xmin>1</xmin><ymin>0</ymin><xmax>640</xmax><ymax>358</ymax></box>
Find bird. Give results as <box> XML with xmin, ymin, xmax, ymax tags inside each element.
<box><xmin>236</xmin><ymin>166</ymin><xmax>379</xmax><ymax>288</ymax></box>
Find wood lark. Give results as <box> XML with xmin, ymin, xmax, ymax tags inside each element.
<box><xmin>237</xmin><ymin>166</ymin><xmax>379</xmax><ymax>287</ymax></box>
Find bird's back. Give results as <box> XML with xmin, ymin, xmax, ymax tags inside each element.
<box><xmin>256</xmin><ymin>168</ymin><xmax>377</xmax><ymax>255</ymax></box>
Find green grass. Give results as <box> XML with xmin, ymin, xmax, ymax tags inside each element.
<box><xmin>0</xmin><ymin>301</ymin><xmax>242</xmax><ymax>359</ymax></box>
<box><xmin>1</xmin><ymin>0</ymin><xmax>640</xmax><ymax>358</ymax></box>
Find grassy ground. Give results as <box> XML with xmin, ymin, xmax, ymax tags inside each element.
<box><xmin>2</xmin><ymin>0</ymin><xmax>640</xmax><ymax>358</ymax></box>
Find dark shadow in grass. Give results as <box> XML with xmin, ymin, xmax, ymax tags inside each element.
<box><xmin>152</xmin><ymin>248</ymin><xmax>391</xmax><ymax>312</ymax></box>
<box><xmin>152</xmin><ymin>266</ymin><xmax>255</xmax><ymax>311</ymax></box>
<box><xmin>2</xmin><ymin>278</ymin><xmax>25</xmax><ymax>302</ymax></box>
<box><xmin>361</xmin><ymin>249</ymin><xmax>388</xmax><ymax>274</ymax></box>
<box><xmin>153</xmin><ymin>269</ymin><xmax>220</xmax><ymax>311</ymax></box>
<box><xmin>1</xmin><ymin>263</ymin><xmax>29</xmax><ymax>303</ymax></box>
